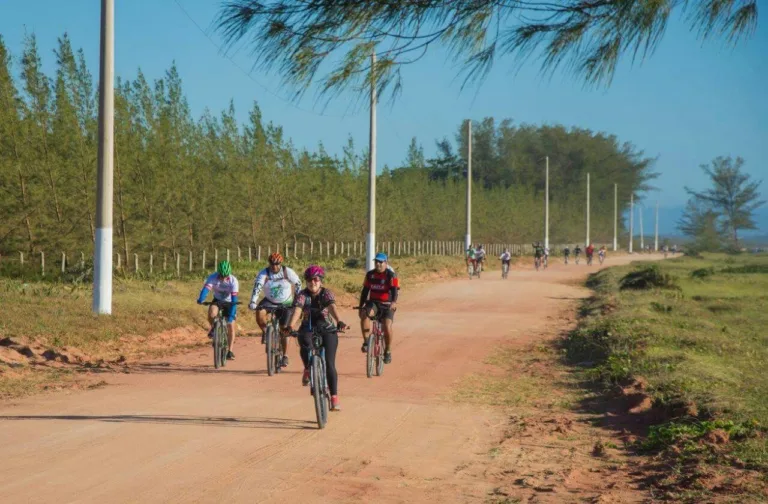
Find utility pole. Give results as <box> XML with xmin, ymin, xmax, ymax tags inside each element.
<box><xmin>640</xmin><ymin>204</ymin><xmax>645</xmax><ymax>250</ymax></box>
<box><xmin>545</xmin><ymin>156</ymin><xmax>549</xmax><ymax>249</ymax></box>
<box><xmin>93</xmin><ymin>0</ymin><xmax>114</xmax><ymax>315</ymax></box>
<box><xmin>585</xmin><ymin>172</ymin><xmax>590</xmax><ymax>246</ymax></box>
<box><xmin>654</xmin><ymin>201</ymin><xmax>659</xmax><ymax>251</ymax></box>
<box><xmin>613</xmin><ymin>183</ymin><xmax>618</xmax><ymax>251</ymax></box>
<box><xmin>629</xmin><ymin>194</ymin><xmax>634</xmax><ymax>253</ymax></box>
<box><xmin>465</xmin><ymin>120</ymin><xmax>472</xmax><ymax>251</ymax></box>
<box><xmin>366</xmin><ymin>51</ymin><xmax>377</xmax><ymax>271</ymax></box>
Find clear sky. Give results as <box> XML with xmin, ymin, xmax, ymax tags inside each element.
<box><xmin>2</xmin><ymin>0</ymin><xmax>766</xmax><ymax>232</ymax></box>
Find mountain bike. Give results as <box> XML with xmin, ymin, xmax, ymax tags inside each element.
<box><xmin>263</xmin><ymin>306</ymin><xmax>289</xmax><ymax>376</ymax></box>
<box><xmin>575</xmin><ymin>253</ymin><xmax>581</xmax><ymax>265</ymax></box>
<box><xmin>534</xmin><ymin>256</ymin><xmax>542</xmax><ymax>271</ymax></box>
<box><xmin>598</xmin><ymin>252</ymin><xmax>605</xmax><ymax>265</ymax></box>
<box><xmin>291</xmin><ymin>325</ymin><xmax>343</xmax><ymax>429</ymax></box>
<box><xmin>543</xmin><ymin>256</ymin><xmax>549</xmax><ymax>269</ymax></box>
<box><xmin>501</xmin><ymin>260</ymin><xmax>510</xmax><ymax>279</ymax></box>
<box><xmin>587</xmin><ymin>253</ymin><xmax>594</xmax><ymax>266</ymax></box>
<box><xmin>203</xmin><ymin>300</ymin><xmax>240</xmax><ymax>369</ymax></box>
<box><xmin>355</xmin><ymin>304</ymin><xmax>386</xmax><ymax>378</ymax></box>
<box><xmin>467</xmin><ymin>259</ymin><xmax>481</xmax><ymax>279</ymax></box>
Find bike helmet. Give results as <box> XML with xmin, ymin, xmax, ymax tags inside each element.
<box><xmin>217</xmin><ymin>260</ymin><xmax>232</xmax><ymax>277</ymax></box>
<box><xmin>374</xmin><ymin>252</ymin><xmax>387</xmax><ymax>262</ymax></box>
<box><xmin>268</xmin><ymin>252</ymin><xmax>283</xmax><ymax>265</ymax></box>
<box><xmin>304</xmin><ymin>265</ymin><xmax>325</xmax><ymax>281</ymax></box>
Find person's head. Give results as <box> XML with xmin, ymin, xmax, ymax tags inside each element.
<box><xmin>268</xmin><ymin>252</ymin><xmax>283</xmax><ymax>273</ymax></box>
<box><xmin>374</xmin><ymin>252</ymin><xmax>388</xmax><ymax>272</ymax></box>
<box><xmin>303</xmin><ymin>265</ymin><xmax>325</xmax><ymax>294</ymax></box>
<box><xmin>504</xmin><ymin>248</ymin><xmax>509</xmax><ymax>253</ymax></box>
<box><xmin>478</xmin><ymin>244</ymin><xmax>484</xmax><ymax>249</ymax></box>
<box><xmin>217</xmin><ymin>260</ymin><xmax>232</xmax><ymax>278</ymax></box>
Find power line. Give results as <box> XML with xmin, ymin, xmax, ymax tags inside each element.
<box><xmin>171</xmin><ymin>0</ymin><xmax>356</xmax><ymax>119</ymax></box>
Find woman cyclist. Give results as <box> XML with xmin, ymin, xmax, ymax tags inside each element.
<box><xmin>287</xmin><ymin>266</ymin><xmax>348</xmax><ymax>411</ymax></box>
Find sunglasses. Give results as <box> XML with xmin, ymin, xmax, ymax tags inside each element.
<box><xmin>308</xmin><ymin>277</ymin><xmax>323</xmax><ymax>283</ymax></box>
<box><xmin>374</xmin><ymin>260</ymin><xmax>384</xmax><ymax>264</ymax></box>
<box><xmin>270</xmin><ymin>262</ymin><xmax>282</xmax><ymax>267</ymax></box>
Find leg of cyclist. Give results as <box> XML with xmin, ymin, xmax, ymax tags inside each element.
<box><xmin>321</xmin><ymin>329</ymin><xmax>340</xmax><ymax>409</ymax></box>
<box><xmin>279</xmin><ymin>308</ymin><xmax>292</xmax><ymax>367</ymax></box>
<box><xmin>383</xmin><ymin>316</ymin><xmax>394</xmax><ymax>364</ymax></box>
<box><xmin>206</xmin><ymin>304</ymin><xmax>218</xmax><ymax>338</ymax></box>
<box><xmin>226</xmin><ymin>321</ymin><xmax>236</xmax><ymax>357</ymax></box>
<box><xmin>359</xmin><ymin>303</ymin><xmax>372</xmax><ymax>353</ymax></box>
<box><xmin>256</xmin><ymin>308</ymin><xmax>269</xmax><ymax>343</ymax></box>
<box><xmin>298</xmin><ymin>330</ymin><xmax>311</xmax><ymax>386</ymax></box>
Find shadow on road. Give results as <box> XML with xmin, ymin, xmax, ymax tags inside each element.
<box><xmin>0</xmin><ymin>414</ymin><xmax>316</xmax><ymax>430</ymax></box>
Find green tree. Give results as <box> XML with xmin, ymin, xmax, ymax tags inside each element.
<box><xmin>216</xmin><ymin>0</ymin><xmax>758</xmax><ymax>101</ymax></box>
<box><xmin>677</xmin><ymin>199</ymin><xmax>725</xmax><ymax>251</ymax></box>
<box><xmin>685</xmin><ymin>156</ymin><xmax>764</xmax><ymax>245</ymax></box>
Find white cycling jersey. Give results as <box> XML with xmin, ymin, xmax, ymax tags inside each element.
<box><xmin>203</xmin><ymin>273</ymin><xmax>239</xmax><ymax>302</ymax></box>
<box><xmin>500</xmin><ymin>252</ymin><xmax>511</xmax><ymax>262</ymax></box>
<box><xmin>544</xmin><ymin>247</ymin><xmax>550</xmax><ymax>256</ymax></box>
<box><xmin>475</xmin><ymin>248</ymin><xmax>486</xmax><ymax>260</ymax></box>
<box><xmin>250</xmin><ymin>266</ymin><xmax>302</xmax><ymax>305</ymax></box>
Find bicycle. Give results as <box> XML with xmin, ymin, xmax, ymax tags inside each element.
<box><xmin>586</xmin><ymin>253</ymin><xmax>593</xmax><ymax>266</ymax></box>
<box><xmin>501</xmin><ymin>261</ymin><xmax>510</xmax><ymax>279</ymax></box>
<box><xmin>564</xmin><ymin>255</ymin><xmax>570</xmax><ymax>265</ymax></box>
<box><xmin>598</xmin><ymin>252</ymin><xmax>605</xmax><ymax>265</ymax></box>
<box><xmin>355</xmin><ymin>305</ymin><xmax>386</xmax><ymax>378</ymax></box>
<box><xmin>575</xmin><ymin>253</ymin><xmax>581</xmax><ymax>265</ymax></box>
<box><xmin>543</xmin><ymin>256</ymin><xmax>549</xmax><ymax>269</ymax></box>
<box><xmin>534</xmin><ymin>256</ymin><xmax>542</xmax><ymax>271</ymax></box>
<box><xmin>203</xmin><ymin>300</ymin><xmax>240</xmax><ymax>369</ymax></box>
<box><xmin>263</xmin><ymin>306</ymin><xmax>289</xmax><ymax>376</ymax></box>
<box><xmin>291</xmin><ymin>325</ymin><xmax>343</xmax><ymax>429</ymax></box>
<box><xmin>467</xmin><ymin>260</ymin><xmax>481</xmax><ymax>279</ymax></box>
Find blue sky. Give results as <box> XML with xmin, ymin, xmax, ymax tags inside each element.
<box><xmin>2</xmin><ymin>0</ymin><xmax>766</xmax><ymax>233</ymax></box>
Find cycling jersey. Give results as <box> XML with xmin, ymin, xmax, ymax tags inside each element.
<box><xmin>564</xmin><ymin>248</ymin><xmax>571</xmax><ymax>256</ymax></box>
<box><xmin>466</xmin><ymin>248</ymin><xmax>476</xmax><ymax>260</ymax></box>
<box><xmin>199</xmin><ymin>273</ymin><xmax>239</xmax><ymax>302</ymax></box>
<box><xmin>574</xmin><ymin>247</ymin><xmax>582</xmax><ymax>255</ymax></box>
<box><xmin>500</xmin><ymin>252</ymin><xmax>511</xmax><ymax>262</ymax></box>
<box><xmin>475</xmin><ymin>248</ymin><xmax>486</xmax><ymax>261</ymax></box>
<box><xmin>360</xmin><ymin>267</ymin><xmax>400</xmax><ymax>304</ymax></box>
<box><xmin>250</xmin><ymin>266</ymin><xmax>302</xmax><ymax>306</ymax></box>
<box><xmin>533</xmin><ymin>246</ymin><xmax>544</xmax><ymax>258</ymax></box>
<box><xmin>585</xmin><ymin>245</ymin><xmax>595</xmax><ymax>256</ymax></box>
<box><xmin>543</xmin><ymin>247</ymin><xmax>550</xmax><ymax>256</ymax></box>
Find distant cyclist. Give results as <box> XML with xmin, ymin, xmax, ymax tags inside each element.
<box><xmin>563</xmin><ymin>245</ymin><xmax>571</xmax><ymax>265</ymax></box>
<box><xmin>574</xmin><ymin>244</ymin><xmax>583</xmax><ymax>263</ymax></box>
<box><xmin>499</xmin><ymin>248</ymin><xmax>511</xmax><ymax>277</ymax></box>
<box><xmin>197</xmin><ymin>261</ymin><xmax>239</xmax><ymax>360</ymax></box>
<box><xmin>466</xmin><ymin>244</ymin><xmax>478</xmax><ymax>272</ymax></box>
<box><xmin>532</xmin><ymin>242</ymin><xmax>545</xmax><ymax>269</ymax></box>
<box><xmin>475</xmin><ymin>244</ymin><xmax>487</xmax><ymax>272</ymax></box>
<box><xmin>543</xmin><ymin>245</ymin><xmax>550</xmax><ymax>268</ymax></box>
<box><xmin>249</xmin><ymin>252</ymin><xmax>302</xmax><ymax>368</ymax></box>
<box><xmin>287</xmin><ymin>265</ymin><xmax>347</xmax><ymax>411</ymax></box>
<box><xmin>585</xmin><ymin>243</ymin><xmax>595</xmax><ymax>265</ymax></box>
<box><xmin>598</xmin><ymin>245</ymin><xmax>606</xmax><ymax>264</ymax></box>
<box><xmin>359</xmin><ymin>252</ymin><xmax>400</xmax><ymax>364</ymax></box>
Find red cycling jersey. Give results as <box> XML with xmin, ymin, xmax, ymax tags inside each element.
<box><xmin>362</xmin><ymin>268</ymin><xmax>400</xmax><ymax>303</ymax></box>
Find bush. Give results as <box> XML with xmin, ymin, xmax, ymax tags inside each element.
<box><xmin>690</xmin><ymin>267</ymin><xmax>715</xmax><ymax>279</ymax></box>
<box><xmin>619</xmin><ymin>265</ymin><xmax>679</xmax><ymax>291</ymax></box>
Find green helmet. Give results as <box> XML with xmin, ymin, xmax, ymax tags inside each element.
<box><xmin>217</xmin><ymin>260</ymin><xmax>232</xmax><ymax>277</ymax></box>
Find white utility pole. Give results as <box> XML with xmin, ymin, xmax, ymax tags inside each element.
<box><xmin>629</xmin><ymin>194</ymin><xmax>634</xmax><ymax>253</ymax></box>
<box><xmin>93</xmin><ymin>0</ymin><xmax>114</xmax><ymax>315</ymax></box>
<box><xmin>654</xmin><ymin>201</ymin><xmax>659</xmax><ymax>251</ymax></box>
<box><xmin>613</xmin><ymin>183</ymin><xmax>618</xmax><ymax>251</ymax></box>
<box><xmin>365</xmin><ymin>51</ymin><xmax>377</xmax><ymax>271</ymax></box>
<box><xmin>640</xmin><ymin>204</ymin><xmax>645</xmax><ymax>250</ymax></box>
<box><xmin>465</xmin><ymin>120</ymin><xmax>472</xmax><ymax>251</ymax></box>
<box><xmin>545</xmin><ymin>156</ymin><xmax>549</xmax><ymax>249</ymax></box>
<box><xmin>585</xmin><ymin>172</ymin><xmax>590</xmax><ymax>246</ymax></box>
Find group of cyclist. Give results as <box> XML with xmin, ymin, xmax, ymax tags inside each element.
<box><xmin>196</xmin><ymin>251</ymin><xmax>400</xmax><ymax>413</ymax></box>
<box><xmin>463</xmin><ymin>241</ymin><xmax>609</xmax><ymax>274</ymax></box>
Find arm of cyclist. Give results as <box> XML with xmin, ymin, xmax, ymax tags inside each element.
<box><xmin>327</xmin><ymin>303</ymin><xmax>347</xmax><ymax>332</ymax></box>
<box><xmin>196</xmin><ymin>275</ymin><xmax>215</xmax><ymax>304</ymax></box>
<box><xmin>388</xmin><ymin>271</ymin><xmax>400</xmax><ymax>311</ymax></box>
<box><xmin>359</xmin><ymin>285</ymin><xmax>370</xmax><ymax>313</ymax></box>
<box><xmin>286</xmin><ymin>266</ymin><xmax>303</xmax><ymax>296</ymax></box>
<box><xmin>249</xmin><ymin>268</ymin><xmax>268</xmax><ymax>310</ymax></box>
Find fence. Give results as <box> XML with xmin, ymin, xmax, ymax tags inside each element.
<box><xmin>0</xmin><ymin>241</ymin><xmax>615</xmax><ymax>278</ymax></box>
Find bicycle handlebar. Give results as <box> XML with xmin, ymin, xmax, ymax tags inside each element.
<box><xmin>201</xmin><ymin>301</ymin><xmax>242</xmax><ymax>306</ymax></box>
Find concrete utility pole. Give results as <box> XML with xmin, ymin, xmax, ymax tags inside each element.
<box><xmin>585</xmin><ymin>172</ymin><xmax>590</xmax><ymax>246</ymax></box>
<box><xmin>93</xmin><ymin>0</ymin><xmax>114</xmax><ymax>315</ymax></box>
<box><xmin>465</xmin><ymin>120</ymin><xmax>472</xmax><ymax>251</ymax></box>
<box><xmin>654</xmin><ymin>201</ymin><xmax>659</xmax><ymax>251</ymax></box>
<box><xmin>629</xmin><ymin>194</ymin><xmax>634</xmax><ymax>253</ymax></box>
<box><xmin>366</xmin><ymin>51</ymin><xmax>377</xmax><ymax>271</ymax></box>
<box><xmin>640</xmin><ymin>204</ymin><xmax>645</xmax><ymax>250</ymax></box>
<box><xmin>613</xmin><ymin>183</ymin><xmax>618</xmax><ymax>251</ymax></box>
<box><xmin>545</xmin><ymin>156</ymin><xmax>549</xmax><ymax>249</ymax></box>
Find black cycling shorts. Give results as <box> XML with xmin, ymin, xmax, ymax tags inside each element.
<box><xmin>257</xmin><ymin>299</ymin><xmax>293</xmax><ymax>327</ymax></box>
<box><xmin>364</xmin><ymin>300</ymin><xmax>395</xmax><ymax>322</ymax></box>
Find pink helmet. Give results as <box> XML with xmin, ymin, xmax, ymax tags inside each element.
<box><xmin>304</xmin><ymin>265</ymin><xmax>325</xmax><ymax>281</ymax></box>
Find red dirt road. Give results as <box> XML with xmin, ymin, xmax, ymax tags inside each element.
<box><xmin>0</xmin><ymin>254</ymin><xmax>663</xmax><ymax>503</ymax></box>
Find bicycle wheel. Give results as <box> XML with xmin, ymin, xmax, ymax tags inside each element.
<box><xmin>366</xmin><ymin>333</ymin><xmax>375</xmax><ymax>378</ymax></box>
<box><xmin>311</xmin><ymin>356</ymin><xmax>327</xmax><ymax>429</ymax></box>
<box><xmin>274</xmin><ymin>325</ymin><xmax>284</xmax><ymax>373</ymax></box>
<box><xmin>375</xmin><ymin>331</ymin><xmax>385</xmax><ymax>376</ymax></box>
<box><xmin>212</xmin><ymin>320</ymin><xmax>222</xmax><ymax>369</ymax></box>
<box><xmin>266</xmin><ymin>324</ymin><xmax>276</xmax><ymax>376</ymax></box>
<box><xmin>214</xmin><ymin>320</ymin><xmax>227</xmax><ymax>369</ymax></box>
<box><xmin>535</xmin><ymin>258</ymin><xmax>540</xmax><ymax>271</ymax></box>
<box><xmin>467</xmin><ymin>263</ymin><xmax>473</xmax><ymax>279</ymax></box>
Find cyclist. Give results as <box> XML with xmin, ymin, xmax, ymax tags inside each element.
<box><xmin>287</xmin><ymin>265</ymin><xmax>347</xmax><ymax>411</ymax></box>
<box><xmin>359</xmin><ymin>252</ymin><xmax>400</xmax><ymax>364</ymax></box>
<box><xmin>475</xmin><ymin>244</ymin><xmax>487</xmax><ymax>272</ymax></box>
<box><xmin>585</xmin><ymin>243</ymin><xmax>595</xmax><ymax>265</ymax></box>
<box><xmin>598</xmin><ymin>245</ymin><xmax>606</xmax><ymax>264</ymax></box>
<box><xmin>563</xmin><ymin>245</ymin><xmax>571</xmax><ymax>264</ymax></box>
<box><xmin>499</xmin><ymin>248</ymin><xmax>511</xmax><ymax>276</ymax></box>
<box><xmin>248</xmin><ymin>252</ymin><xmax>302</xmax><ymax>368</ymax></box>
<box><xmin>532</xmin><ymin>242</ymin><xmax>545</xmax><ymax>269</ymax></box>
<box><xmin>196</xmin><ymin>261</ymin><xmax>239</xmax><ymax>361</ymax></box>
<box><xmin>466</xmin><ymin>244</ymin><xmax>478</xmax><ymax>273</ymax></box>
<box><xmin>574</xmin><ymin>244</ymin><xmax>583</xmax><ymax>263</ymax></box>
<box><xmin>543</xmin><ymin>245</ymin><xmax>550</xmax><ymax>268</ymax></box>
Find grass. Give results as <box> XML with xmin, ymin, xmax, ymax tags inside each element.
<box><xmin>563</xmin><ymin>252</ymin><xmax>768</xmax><ymax>470</ymax></box>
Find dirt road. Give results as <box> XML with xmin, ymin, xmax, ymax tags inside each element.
<box><xmin>0</xmin><ymin>254</ymin><xmax>663</xmax><ymax>503</ymax></box>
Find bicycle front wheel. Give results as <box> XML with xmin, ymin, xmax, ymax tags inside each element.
<box><xmin>311</xmin><ymin>357</ymin><xmax>327</xmax><ymax>429</ymax></box>
<box><xmin>266</xmin><ymin>324</ymin><xmax>276</xmax><ymax>376</ymax></box>
<box><xmin>375</xmin><ymin>332</ymin><xmax>385</xmax><ymax>377</ymax></box>
<box><xmin>366</xmin><ymin>333</ymin><xmax>375</xmax><ymax>378</ymax></box>
<box><xmin>214</xmin><ymin>320</ymin><xmax>227</xmax><ymax>369</ymax></box>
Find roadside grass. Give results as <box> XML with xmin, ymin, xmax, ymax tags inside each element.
<box><xmin>563</xmin><ymin>253</ymin><xmax>768</xmax><ymax>476</ymax></box>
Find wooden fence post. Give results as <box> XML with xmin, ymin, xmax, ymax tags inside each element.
<box><xmin>258</xmin><ymin>246</ymin><xmax>261</xmax><ymax>262</ymax></box>
<box><xmin>134</xmin><ymin>253</ymin><xmax>139</xmax><ymax>272</ymax></box>
<box><xmin>80</xmin><ymin>251</ymin><xmax>85</xmax><ymax>269</ymax></box>
<box><xmin>302</xmin><ymin>243</ymin><xmax>306</xmax><ymax>257</ymax></box>
<box><xmin>226</xmin><ymin>249</ymin><xmax>230</xmax><ymax>262</ymax></box>
<box><xmin>150</xmin><ymin>253</ymin><xmax>153</xmax><ymax>274</ymax></box>
<box><xmin>294</xmin><ymin>238</ymin><xmax>298</xmax><ymax>258</ymax></box>
<box><xmin>61</xmin><ymin>252</ymin><xmax>66</xmax><ymax>273</ymax></box>
<box><xmin>237</xmin><ymin>246</ymin><xmax>241</xmax><ymax>262</ymax></box>
<box><xmin>214</xmin><ymin>249</ymin><xmax>218</xmax><ymax>267</ymax></box>
<box><xmin>248</xmin><ymin>247</ymin><xmax>252</xmax><ymax>262</ymax></box>
<box><xmin>163</xmin><ymin>253</ymin><xmax>167</xmax><ymax>271</ymax></box>
<box><xmin>285</xmin><ymin>243</ymin><xmax>289</xmax><ymax>258</ymax></box>
<box><xmin>189</xmin><ymin>250</ymin><xmax>193</xmax><ymax>272</ymax></box>
<box><xmin>202</xmin><ymin>250</ymin><xmax>206</xmax><ymax>270</ymax></box>
<box><xmin>326</xmin><ymin>242</ymin><xmax>330</xmax><ymax>258</ymax></box>
<box><xmin>40</xmin><ymin>251</ymin><xmax>44</xmax><ymax>276</ymax></box>
<box><xmin>176</xmin><ymin>253</ymin><xmax>181</xmax><ymax>277</ymax></box>
<box><xmin>19</xmin><ymin>251</ymin><xmax>24</xmax><ymax>268</ymax></box>
<box><xmin>117</xmin><ymin>253</ymin><xmax>121</xmax><ymax>270</ymax></box>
